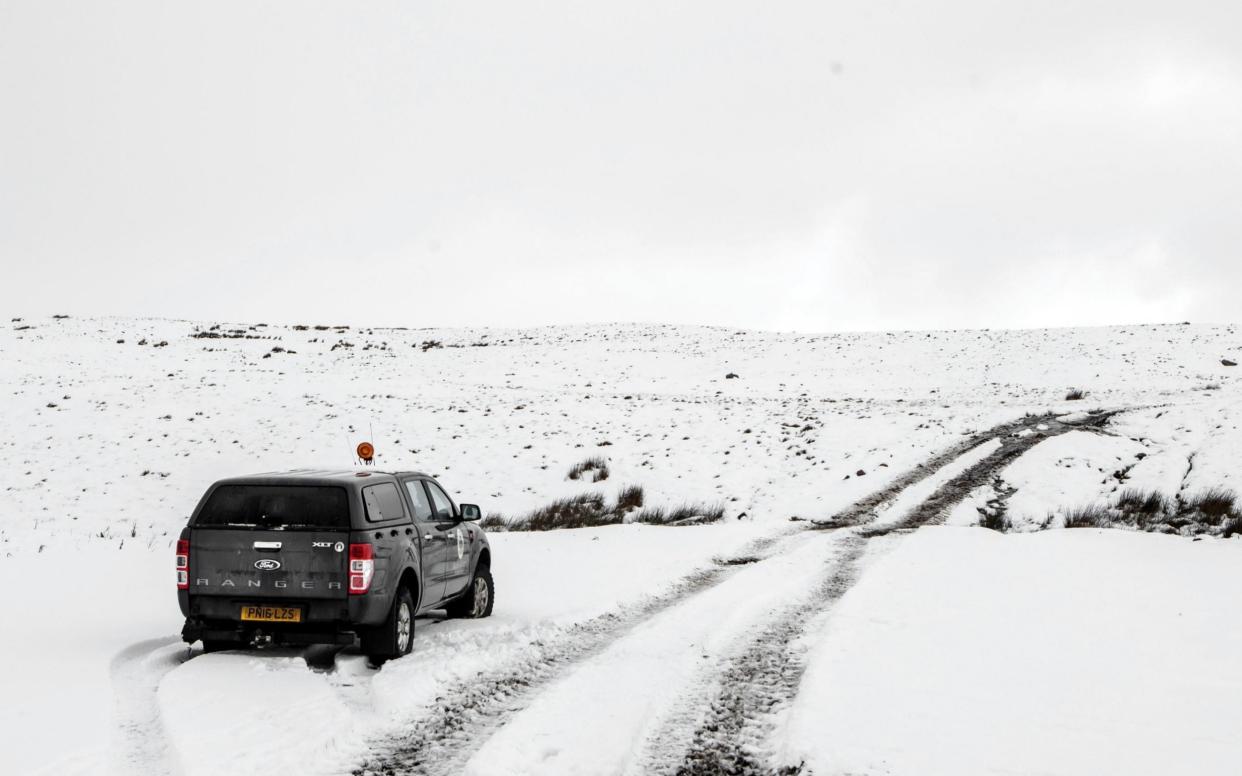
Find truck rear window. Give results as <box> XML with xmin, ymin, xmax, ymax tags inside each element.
<box><xmin>194</xmin><ymin>485</ymin><xmax>350</xmax><ymax>530</ymax></box>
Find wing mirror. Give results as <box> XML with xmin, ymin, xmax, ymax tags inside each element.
<box><xmin>459</xmin><ymin>503</ymin><xmax>482</xmax><ymax>522</ymax></box>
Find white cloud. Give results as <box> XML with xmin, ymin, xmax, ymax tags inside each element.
<box><xmin>0</xmin><ymin>0</ymin><xmax>1238</xmax><ymax>331</ymax></box>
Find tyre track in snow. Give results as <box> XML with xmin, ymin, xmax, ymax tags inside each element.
<box><xmin>352</xmin><ymin>419</ymin><xmax>1030</xmax><ymax>776</ymax></box>
<box><xmin>670</xmin><ymin>409</ymin><xmax>1121</xmax><ymax>776</ymax></box>
<box><xmin>809</xmin><ymin>410</ymin><xmax>1113</xmax><ymax>532</ymax></box>
<box><xmin>865</xmin><ymin>409</ymin><xmax>1121</xmax><ymax>536</ymax></box>
<box><xmin>351</xmin><ymin>528</ymin><xmax>803</xmax><ymax>776</ymax></box>
<box><xmin>434</xmin><ymin>409</ymin><xmax>1078</xmax><ymax>769</ymax></box>
<box><xmin>354</xmin><ymin>410</ymin><xmax>1119</xmax><ymax>776</ymax></box>
<box><xmin>110</xmin><ymin>640</ymin><xmax>359</xmax><ymax>773</ymax></box>
<box><xmin>108</xmin><ymin>636</ymin><xmax>189</xmax><ymax>776</ymax></box>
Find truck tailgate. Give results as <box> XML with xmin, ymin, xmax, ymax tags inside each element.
<box><xmin>190</xmin><ymin>529</ymin><xmax>349</xmax><ymax>600</ymax></box>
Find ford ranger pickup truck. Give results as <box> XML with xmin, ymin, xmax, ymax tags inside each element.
<box><xmin>176</xmin><ymin>469</ymin><xmax>493</xmax><ymax>663</ymax></box>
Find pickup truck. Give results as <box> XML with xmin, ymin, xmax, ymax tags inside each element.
<box><xmin>176</xmin><ymin>469</ymin><xmax>493</xmax><ymax>663</ymax></box>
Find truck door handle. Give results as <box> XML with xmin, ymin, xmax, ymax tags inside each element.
<box><xmin>424</xmin><ymin>534</ymin><xmax>433</xmax><ymax>541</ymax></box>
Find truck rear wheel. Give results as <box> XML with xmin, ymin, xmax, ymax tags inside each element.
<box><xmin>446</xmin><ymin>564</ymin><xmax>494</xmax><ymax>619</ymax></box>
<box><xmin>363</xmin><ymin>586</ymin><xmax>415</xmax><ymax>664</ymax></box>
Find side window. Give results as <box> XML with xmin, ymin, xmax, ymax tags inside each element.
<box><xmin>362</xmin><ymin>483</ymin><xmax>408</xmax><ymax>523</ymax></box>
<box><xmin>425</xmin><ymin>481</ymin><xmax>456</xmax><ymax>521</ymax></box>
<box><xmin>403</xmin><ymin>480</ymin><xmax>434</xmax><ymax>521</ymax></box>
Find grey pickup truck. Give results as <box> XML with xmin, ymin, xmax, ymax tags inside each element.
<box><xmin>176</xmin><ymin>469</ymin><xmax>493</xmax><ymax>663</ymax></box>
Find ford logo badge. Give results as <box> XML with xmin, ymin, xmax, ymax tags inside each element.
<box><xmin>254</xmin><ymin>559</ymin><xmax>282</xmax><ymax>571</ymax></box>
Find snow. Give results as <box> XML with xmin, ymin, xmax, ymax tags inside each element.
<box><xmin>0</xmin><ymin>521</ymin><xmax>765</xmax><ymax>776</ymax></box>
<box><xmin>779</xmin><ymin>526</ymin><xmax>1242</xmax><ymax>776</ymax></box>
<box><xmin>471</xmin><ymin>522</ymin><xmax>769</xmax><ymax>625</ymax></box>
<box><xmin>158</xmin><ymin>652</ymin><xmax>364</xmax><ymax>776</ymax></box>
<box><xmin>869</xmin><ymin>437</ymin><xmax>1001</xmax><ymax>529</ymax></box>
<box><xmin>0</xmin><ymin>546</ymin><xmax>182</xmax><ymax>775</ymax></box>
<box><xmin>6</xmin><ymin>316</ymin><xmax>1239</xmax><ymax>555</ymax></box>
<box><xmin>461</xmin><ymin>533</ymin><xmax>841</xmax><ymax>776</ymax></box>
<box><xmin>5</xmin><ymin>315</ymin><xmax>1242</xmax><ymax>774</ymax></box>
<box><xmin>999</xmin><ymin>431</ymin><xmax>1146</xmax><ymax>528</ymax></box>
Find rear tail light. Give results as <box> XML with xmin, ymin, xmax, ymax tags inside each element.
<box><xmin>176</xmin><ymin>539</ymin><xmax>189</xmax><ymax>590</ymax></box>
<box><xmin>349</xmin><ymin>543</ymin><xmax>374</xmax><ymax>594</ymax></box>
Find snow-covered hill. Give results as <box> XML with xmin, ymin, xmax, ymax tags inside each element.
<box><xmin>4</xmin><ymin>316</ymin><xmax>1240</xmax><ymax>552</ymax></box>
<box><xmin>3</xmin><ymin>315</ymin><xmax>1242</xmax><ymax>776</ymax></box>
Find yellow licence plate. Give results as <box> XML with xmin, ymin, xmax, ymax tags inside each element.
<box><xmin>240</xmin><ymin>605</ymin><xmax>302</xmax><ymax>623</ymax></box>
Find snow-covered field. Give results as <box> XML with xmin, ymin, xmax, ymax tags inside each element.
<box><xmin>3</xmin><ymin>316</ymin><xmax>1242</xmax><ymax>775</ymax></box>
<box><xmin>779</xmin><ymin>527</ymin><xmax>1242</xmax><ymax>776</ymax></box>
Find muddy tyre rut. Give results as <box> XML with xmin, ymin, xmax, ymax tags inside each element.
<box><xmin>670</xmin><ymin>409</ymin><xmax>1119</xmax><ymax>775</ymax></box>
<box><xmin>356</xmin><ymin>410</ymin><xmax>1120</xmax><ymax>776</ymax></box>
<box><xmin>352</xmin><ymin>529</ymin><xmax>801</xmax><ymax>776</ymax></box>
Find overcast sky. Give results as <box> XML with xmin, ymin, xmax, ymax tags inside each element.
<box><xmin>1</xmin><ymin>1</ymin><xmax>1238</xmax><ymax>332</ymax></box>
